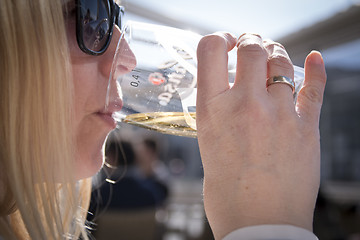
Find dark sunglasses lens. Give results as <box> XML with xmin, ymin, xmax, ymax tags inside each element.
<box><xmin>79</xmin><ymin>0</ymin><xmax>111</xmax><ymax>52</ymax></box>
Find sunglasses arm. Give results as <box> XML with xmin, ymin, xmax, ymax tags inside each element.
<box><xmin>115</xmin><ymin>5</ymin><xmax>125</xmax><ymax>30</ymax></box>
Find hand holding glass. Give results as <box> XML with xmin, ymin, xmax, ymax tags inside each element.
<box><xmin>106</xmin><ymin>21</ymin><xmax>305</xmax><ymax>138</ymax></box>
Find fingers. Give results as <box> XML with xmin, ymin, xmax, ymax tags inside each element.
<box><xmin>296</xmin><ymin>51</ymin><xmax>327</xmax><ymax>124</ymax></box>
<box><xmin>264</xmin><ymin>40</ymin><xmax>295</xmax><ymax>104</ymax></box>
<box><xmin>234</xmin><ymin>34</ymin><xmax>267</xmax><ymax>93</ymax></box>
<box><xmin>197</xmin><ymin>32</ymin><xmax>307</xmax><ymax>111</ymax></box>
<box><xmin>234</xmin><ymin>35</ymin><xmax>294</xmax><ymax>104</ymax></box>
<box><xmin>197</xmin><ymin>32</ymin><xmax>237</xmax><ymax>102</ymax></box>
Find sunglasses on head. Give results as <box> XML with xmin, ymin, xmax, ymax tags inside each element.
<box><xmin>76</xmin><ymin>0</ymin><xmax>124</xmax><ymax>56</ymax></box>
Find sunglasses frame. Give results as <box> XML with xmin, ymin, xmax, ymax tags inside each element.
<box><xmin>76</xmin><ymin>0</ymin><xmax>124</xmax><ymax>56</ymax></box>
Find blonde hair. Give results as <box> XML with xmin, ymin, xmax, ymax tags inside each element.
<box><xmin>0</xmin><ymin>0</ymin><xmax>92</xmax><ymax>239</ymax></box>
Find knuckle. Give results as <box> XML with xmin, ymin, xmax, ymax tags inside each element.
<box><xmin>237</xmin><ymin>42</ymin><xmax>267</xmax><ymax>59</ymax></box>
<box><xmin>264</xmin><ymin>41</ymin><xmax>286</xmax><ymax>50</ymax></box>
<box><xmin>272</xmin><ymin>42</ymin><xmax>285</xmax><ymax>49</ymax></box>
<box><xmin>241</xmin><ymin>33</ymin><xmax>262</xmax><ymax>39</ymax></box>
<box><xmin>268</xmin><ymin>54</ymin><xmax>293</xmax><ymax>70</ymax></box>
<box><xmin>301</xmin><ymin>85</ymin><xmax>324</xmax><ymax>104</ymax></box>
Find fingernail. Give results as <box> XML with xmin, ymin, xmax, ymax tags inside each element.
<box><xmin>309</xmin><ymin>50</ymin><xmax>324</xmax><ymax>65</ymax></box>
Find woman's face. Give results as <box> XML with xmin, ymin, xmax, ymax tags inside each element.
<box><xmin>65</xmin><ymin>4</ymin><xmax>135</xmax><ymax>180</ymax></box>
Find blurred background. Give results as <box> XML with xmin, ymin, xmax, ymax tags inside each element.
<box><xmin>89</xmin><ymin>0</ymin><xmax>360</xmax><ymax>239</ymax></box>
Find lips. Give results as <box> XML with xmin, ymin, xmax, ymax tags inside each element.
<box><xmin>96</xmin><ymin>112</ymin><xmax>117</xmax><ymax>128</ymax></box>
<box><xmin>96</xmin><ymin>99</ymin><xmax>123</xmax><ymax>129</ymax></box>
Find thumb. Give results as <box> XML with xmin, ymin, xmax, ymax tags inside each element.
<box><xmin>296</xmin><ymin>51</ymin><xmax>327</xmax><ymax>124</ymax></box>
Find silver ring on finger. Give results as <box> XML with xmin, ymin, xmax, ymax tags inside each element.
<box><xmin>266</xmin><ymin>76</ymin><xmax>295</xmax><ymax>93</ymax></box>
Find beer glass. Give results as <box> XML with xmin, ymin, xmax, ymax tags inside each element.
<box><xmin>106</xmin><ymin>21</ymin><xmax>305</xmax><ymax>138</ymax></box>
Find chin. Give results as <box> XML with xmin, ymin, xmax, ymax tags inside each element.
<box><xmin>75</xmin><ymin>143</ymin><xmax>106</xmax><ymax>180</ymax></box>
<box><xmin>75</xmin><ymin>153</ymin><xmax>104</xmax><ymax>180</ymax></box>
<box><xmin>74</xmin><ymin>118</ymin><xmax>115</xmax><ymax>180</ymax></box>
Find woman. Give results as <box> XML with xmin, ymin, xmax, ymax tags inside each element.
<box><xmin>0</xmin><ymin>0</ymin><xmax>326</xmax><ymax>239</ymax></box>
<box><xmin>0</xmin><ymin>0</ymin><xmax>134</xmax><ymax>239</ymax></box>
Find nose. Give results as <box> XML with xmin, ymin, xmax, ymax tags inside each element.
<box><xmin>104</xmin><ymin>25</ymin><xmax>137</xmax><ymax>112</ymax></box>
<box><xmin>100</xmin><ymin>25</ymin><xmax>137</xmax><ymax>78</ymax></box>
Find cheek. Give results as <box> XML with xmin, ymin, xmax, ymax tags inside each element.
<box><xmin>70</xmin><ymin>62</ymin><xmax>114</xmax><ymax>179</ymax></box>
<box><xmin>71</xmin><ymin>71</ymin><xmax>107</xmax><ymax>179</ymax></box>
<box><xmin>66</xmin><ymin>20</ymin><xmax>115</xmax><ymax>179</ymax></box>
<box><xmin>74</xmin><ymin>122</ymin><xmax>107</xmax><ymax>179</ymax></box>
<box><xmin>70</xmin><ymin>64</ymin><xmax>103</xmax><ymax>179</ymax></box>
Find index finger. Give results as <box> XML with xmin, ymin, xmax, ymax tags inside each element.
<box><xmin>197</xmin><ymin>32</ymin><xmax>237</xmax><ymax>102</ymax></box>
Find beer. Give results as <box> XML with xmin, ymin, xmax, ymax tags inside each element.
<box><xmin>123</xmin><ymin>112</ymin><xmax>197</xmax><ymax>138</ymax></box>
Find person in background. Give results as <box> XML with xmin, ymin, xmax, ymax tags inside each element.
<box><xmin>0</xmin><ymin>0</ymin><xmax>326</xmax><ymax>239</ymax></box>
<box><xmin>90</xmin><ymin>131</ymin><xmax>168</xmax><ymax>211</ymax></box>
<box><xmin>136</xmin><ymin>138</ymin><xmax>170</xmax><ymax>182</ymax></box>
